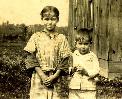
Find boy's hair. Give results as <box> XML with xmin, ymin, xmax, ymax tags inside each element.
<box><xmin>40</xmin><ymin>6</ymin><xmax>59</xmax><ymax>20</ymax></box>
<box><xmin>75</xmin><ymin>28</ymin><xmax>92</xmax><ymax>44</ymax></box>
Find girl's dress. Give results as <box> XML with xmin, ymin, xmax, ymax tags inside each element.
<box><xmin>24</xmin><ymin>30</ymin><xmax>71</xmax><ymax>99</ymax></box>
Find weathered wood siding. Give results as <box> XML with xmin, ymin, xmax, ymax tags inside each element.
<box><xmin>68</xmin><ymin>0</ymin><xmax>122</xmax><ymax>78</ymax></box>
<box><xmin>108</xmin><ymin>0</ymin><xmax>122</xmax><ymax>78</ymax></box>
<box><xmin>68</xmin><ymin>0</ymin><xmax>93</xmax><ymax>50</ymax></box>
<box><xmin>93</xmin><ymin>0</ymin><xmax>109</xmax><ymax>77</ymax></box>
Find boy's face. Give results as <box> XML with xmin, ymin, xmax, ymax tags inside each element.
<box><xmin>42</xmin><ymin>12</ymin><xmax>58</xmax><ymax>31</ymax></box>
<box><xmin>76</xmin><ymin>38</ymin><xmax>90</xmax><ymax>55</ymax></box>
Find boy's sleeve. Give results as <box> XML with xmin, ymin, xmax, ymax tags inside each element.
<box><xmin>24</xmin><ymin>33</ymin><xmax>36</xmax><ymax>53</ymax></box>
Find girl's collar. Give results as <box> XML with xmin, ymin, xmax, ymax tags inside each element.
<box><xmin>42</xmin><ymin>29</ymin><xmax>58</xmax><ymax>39</ymax></box>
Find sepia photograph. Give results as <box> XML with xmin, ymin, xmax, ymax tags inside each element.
<box><xmin>0</xmin><ymin>0</ymin><xmax>122</xmax><ymax>99</ymax></box>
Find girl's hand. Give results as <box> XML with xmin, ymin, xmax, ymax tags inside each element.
<box><xmin>41</xmin><ymin>75</ymin><xmax>48</xmax><ymax>83</ymax></box>
<box><xmin>43</xmin><ymin>75</ymin><xmax>55</xmax><ymax>87</ymax></box>
<box><xmin>43</xmin><ymin>69</ymin><xmax>61</xmax><ymax>87</ymax></box>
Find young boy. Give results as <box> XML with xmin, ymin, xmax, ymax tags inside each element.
<box><xmin>69</xmin><ymin>29</ymin><xmax>100</xmax><ymax>99</ymax></box>
<box><xmin>24</xmin><ymin>6</ymin><xmax>71</xmax><ymax>99</ymax></box>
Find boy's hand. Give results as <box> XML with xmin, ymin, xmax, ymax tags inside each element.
<box><xmin>76</xmin><ymin>66</ymin><xmax>83</xmax><ymax>71</ymax></box>
<box><xmin>78</xmin><ymin>68</ymin><xmax>89</xmax><ymax>76</ymax></box>
<box><xmin>69</xmin><ymin>67</ymin><xmax>77</xmax><ymax>75</ymax></box>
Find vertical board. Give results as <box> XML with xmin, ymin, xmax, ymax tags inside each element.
<box><xmin>108</xmin><ymin>0</ymin><xmax>122</xmax><ymax>61</ymax></box>
<box><xmin>108</xmin><ymin>0</ymin><xmax>122</xmax><ymax>78</ymax></box>
<box><xmin>68</xmin><ymin>0</ymin><xmax>74</xmax><ymax>50</ymax></box>
<box><xmin>108</xmin><ymin>0</ymin><xmax>119</xmax><ymax>61</ymax></box>
<box><xmin>93</xmin><ymin>0</ymin><xmax>109</xmax><ymax>77</ymax></box>
<box><xmin>68</xmin><ymin>0</ymin><xmax>93</xmax><ymax>50</ymax></box>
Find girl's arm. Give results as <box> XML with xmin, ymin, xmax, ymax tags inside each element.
<box><xmin>57</xmin><ymin>56</ymin><xmax>71</xmax><ymax>75</ymax></box>
<box><xmin>53</xmin><ymin>69</ymin><xmax>61</xmax><ymax>78</ymax></box>
<box><xmin>44</xmin><ymin>56</ymin><xmax>70</xmax><ymax>85</ymax></box>
<box><xmin>24</xmin><ymin>51</ymin><xmax>50</xmax><ymax>86</ymax></box>
<box><xmin>35</xmin><ymin>67</ymin><xmax>48</xmax><ymax>81</ymax></box>
<box><xmin>44</xmin><ymin>70</ymin><xmax>61</xmax><ymax>86</ymax></box>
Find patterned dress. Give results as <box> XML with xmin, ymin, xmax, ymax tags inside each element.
<box><xmin>24</xmin><ymin>30</ymin><xmax>71</xmax><ymax>99</ymax></box>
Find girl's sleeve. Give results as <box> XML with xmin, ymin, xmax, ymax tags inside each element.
<box><xmin>24</xmin><ymin>34</ymin><xmax>39</xmax><ymax>69</ymax></box>
<box><xmin>57</xmin><ymin>35</ymin><xmax>72</xmax><ymax>75</ymax></box>
<box><xmin>24</xmin><ymin>52</ymin><xmax>40</xmax><ymax>69</ymax></box>
<box><xmin>24</xmin><ymin>33</ymin><xmax>36</xmax><ymax>53</ymax></box>
<box><xmin>59</xmin><ymin>35</ymin><xmax>71</xmax><ymax>58</ymax></box>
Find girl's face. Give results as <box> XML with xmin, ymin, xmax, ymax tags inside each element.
<box><xmin>76</xmin><ymin>38</ymin><xmax>90</xmax><ymax>55</ymax></box>
<box><xmin>42</xmin><ymin>12</ymin><xmax>58</xmax><ymax>32</ymax></box>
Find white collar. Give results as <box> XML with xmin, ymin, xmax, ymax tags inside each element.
<box><xmin>74</xmin><ymin>50</ymin><xmax>91</xmax><ymax>56</ymax></box>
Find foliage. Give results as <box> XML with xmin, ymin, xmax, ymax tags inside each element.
<box><xmin>95</xmin><ymin>74</ymin><xmax>122</xmax><ymax>98</ymax></box>
<box><xmin>0</xmin><ymin>23</ymin><xmax>121</xmax><ymax>98</ymax></box>
<box><xmin>0</xmin><ymin>22</ymin><xmax>68</xmax><ymax>43</ymax></box>
<box><xmin>0</xmin><ymin>46</ymin><xmax>30</xmax><ymax>99</ymax></box>
<box><xmin>0</xmin><ymin>22</ymin><xmax>27</xmax><ymax>42</ymax></box>
<box><xmin>1</xmin><ymin>45</ymin><xmax>122</xmax><ymax>99</ymax></box>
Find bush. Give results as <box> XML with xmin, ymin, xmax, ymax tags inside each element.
<box><xmin>0</xmin><ymin>46</ymin><xmax>30</xmax><ymax>99</ymax></box>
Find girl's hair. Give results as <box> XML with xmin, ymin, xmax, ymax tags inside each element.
<box><xmin>40</xmin><ymin>6</ymin><xmax>59</xmax><ymax>20</ymax></box>
<box><xmin>75</xmin><ymin>28</ymin><xmax>92</xmax><ymax>44</ymax></box>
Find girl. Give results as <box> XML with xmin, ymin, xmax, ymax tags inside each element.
<box><xmin>24</xmin><ymin>6</ymin><xmax>71</xmax><ymax>99</ymax></box>
<box><xmin>69</xmin><ymin>29</ymin><xmax>100</xmax><ymax>99</ymax></box>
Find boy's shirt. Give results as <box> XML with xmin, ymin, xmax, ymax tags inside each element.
<box><xmin>69</xmin><ymin>50</ymin><xmax>100</xmax><ymax>90</ymax></box>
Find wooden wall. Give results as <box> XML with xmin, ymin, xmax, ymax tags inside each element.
<box><xmin>107</xmin><ymin>0</ymin><xmax>122</xmax><ymax>78</ymax></box>
<box><xmin>68</xmin><ymin>0</ymin><xmax>122</xmax><ymax>78</ymax></box>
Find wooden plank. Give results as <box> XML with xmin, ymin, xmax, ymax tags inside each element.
<box><xmin>68</xmin><ymin>0</ymin><xmax>93</xmax><ymax>50</ymax></box>
<box><xmin>76</xmin><ymin>0</ymin><xmax>92</xmax><ymax>29</ymax></box>
<box><xmin>99</xmin><ymin>59</ymin><xmax>108</xmax><ymax>77</ymax></box>
<box><xmin>68</xmin><ymin>0</ymin><xmax>74</xmax><ymax>50</ymax></box>
<box><xmin>92</xmin><ymin>0</ymin><xmax>100</xmax><ymax>55</ymax></box>
<box><xmin>108</xmin><ymin>61</ymin><xmax>122</xmax><ymax>73</ymax></box>
<box><xmin>109</xmin><ymin>73</ymin><xmax>122</xmax><ymax>79</ymax></box>
<box><xmin>93</xmin><ymin>0</ymin><xmax>109</xmax><ymax>77</ymax></box>
<box><xmin>108</xmin><ymin>0</ymin><xmax>122</xmax><ymax>61</ymax></box>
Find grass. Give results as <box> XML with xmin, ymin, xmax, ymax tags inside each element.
<box><xmin>0</xmin><ymin>42</ymin><xmax>30</xmax><ymax>99</ymax></box>
<box><xmin>1</xmin><ymin>42</ymin><xmax>122</xmax><ymax>99</ymax></box>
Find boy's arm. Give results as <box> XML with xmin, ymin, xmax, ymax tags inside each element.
<box><xmin>85</xmin><ymin>55</ymin><xmax>100</xmax><ymax>78</ymax></box>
